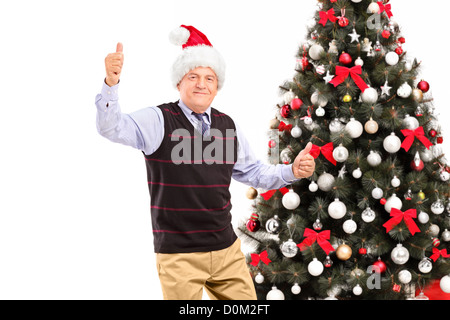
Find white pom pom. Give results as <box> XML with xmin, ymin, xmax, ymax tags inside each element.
<box><xmin>169</xmin><ymin>27</ymin><xmax>190</xmax><ymax>46</ymax></box>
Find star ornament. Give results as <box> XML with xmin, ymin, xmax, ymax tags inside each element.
<box><xmin>381</xmin><ymin>80</ymin><xmax>392</xmax><ymax>96</ymax></box>
<box><xmin>324</xmin><ymin>71</ymin><xmax>334</xmax><ymax>84</ymax></box>
<box><xmin>348</xmin><ymin>28</ymin><xmax>361</xmax><ymax>43</ymax></box>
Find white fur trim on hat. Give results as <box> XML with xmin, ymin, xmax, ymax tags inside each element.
<box><xmin>171</xmin><ymin>45</ymin><xmax>226</xmax><ymax>90</ymax></box>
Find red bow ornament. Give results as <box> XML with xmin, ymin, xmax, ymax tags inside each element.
<box><xmin>260</xmin><ymin>187</ymin><xmax>289</xmax><ymax>201</ymax></box>
<box><xmin>309</xmin><ymin>142</ymin><xmax>337</xmax><ymax>166</ymax></box>
<box><xmin>430</xmin><ymin>248</ymin><xmax>450</xmax><ymax>262</ymax></box>
<box><xmin>250</xmin><ymin>250</ymin><xmax>272</xmax><ymax>266</ymax></box>
<box><xmin>278</xmin><ymin>121</ymin><xmax>293</xmax><ymax>132</ymax></box>
<box><xmin>319</xmin><ymin>8</ymin><xmax>337</xmax><ymax>26</ymax></box>
<box><xmin>383</xmin><ymin>208</ymin><xmax>421</xmax><ymax>236</ymax></box>
<box><xmin>297</xmin><ymin>228</ymin><xmax>335</xmax><ymax>255</ymax></box>
<box><xmin>329</xmin><ymin>65</ymin><xmax>369</xmax><ymax>93</ymax></box>
<box><xmin>400</xmin><ymin>126</ymin><xmax>433</xmax><ymax>152</ymax></box>
<box><xmin>377</xmin><ymin>1</ymin><xmax>393</xmax><ymax>18</ymax></box>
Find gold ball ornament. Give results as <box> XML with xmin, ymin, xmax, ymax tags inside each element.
<box><xmin>246</xmin><ymin>187</ymin><xmax>258</xmax><ymax>200</ymax></box>
<box><xmin>364</xmin><ymin>118</ymin><xmax>379</xmax><ymax>134</ymax></box>
<box><xmin>343</xmin><ymin>94</ymin><xmax>352</xmax><ymax>103</ymax></box>
<box><xmin>418</xmin><ymin>190</ymin><xmax>426</xmax><ymax>201</ymax></box>
<box><xmin>269</xmin><ymin>118</ymin><xmax>280</xmax><ymax>129</ymax></box>
<box><xmin>412</xmin><ymin>88</ymin><xmax>423</xmax><ymax>103</ymax></box>
<box><xmin>336</xmin><ymin>244</ymin><xmax>352</xmax><ymax>261</ymax></box>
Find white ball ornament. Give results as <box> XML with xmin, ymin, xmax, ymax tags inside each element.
<box><xmin>372</xmin><ymin>187</ymin><xmax>383</xmax><ymax>199</ymax></box>
<box><xmin>418</xmin><ymin>211</ymin><xmax>430</xmax><ymax>224</ymax></box>
<box><xmin>383</xmin><ymin>132</ymin><xmax>402</xmax><ymax>153</ymax></box>
<box><xmin>345</xmin><ymin>118</ymin><xmax>364</xmax><ymax>138</ymax></box>
<box><xmin>397</xmin><ymin>82</ymin><xmax>412</xmax><ymax>98</ymax></box>
<box><xmin>442</xmin><ymin>229</ymin><xmax>450</xmax><ymax>242</ymax></box>
<box><xmin>352</xmin><ymin>168</ymin><xmax>362</xmax><ymax>179</ymax></box>
<box><xmin>353</xmin><ymin>284</ymin><xmax>363</xmax><ymax>296</ymax></box>
<box><xmin>418</xmin><ymin>258</ymin><xmax>433</xmax><ymax>274</ymax></box>
<box><xmin>309</xmin><ymin>44</ymin><xmax>324</xmax><ymax>60</ymax></box>
<box><xmin>308</xmin><ymin>258</ymin><xmax>324</xmax><ymax>276</ymax></box>
<box><xmin>361</xmin><ymin>87</ymin><xmax>378</xmax><ymax>104</ymax></box>
<box><xmin>255</xmin><ymin>272</ymin><xmax>264</xmax><ymax>284</ymax></box>
<box><xmin>429</xmin><ymin>224</ymin><xmax>440</xmax><ymax>237</ymax></box>
<box><xmin>282</xmin><ymin>189</ymin><xmax>301</xmax><ymax>210</ymax></box>
<box><xmin>361</xmin><ymin>207</ymin><xmax>376</xmax><ymax>223</ymax></box>
<box><xmin>311</xmin><ymin>90</ymin><xmax>328</xmax><ymax>107</ymax></box>
<box><xmin>333</xmin><ymin>144</ymin><xmax>349</xmax><ymax>163</ymax></box>
<box><xmin>384</xmin><ymin>193</ymin><xmax>403</xmax><ymax>213</ymax></box>
<box><xmin>351</xmin><ymin>0</ymin><xmax>362</xmax><ymax>2</ymax></box>
<box><xmin>343</xmin><ymin>219</ymin><xmax>357</xmax><ymax>234</ymax></box>
<box><xmin>328</xmin><ymin>198</ymin><xmax>347</xmax><ymax>219</ymax></box>
<box><xmin>266</xmin><ymin>286</ymin><xmax>285</xmax><ymax>300</ymax></box>
<box><xmin>317</xmin><ymin>172</ymin><xmax>335</xmax><ymax>192</ymax></box>
<box><xmin>291</xmin><ymin>126</ymin><xmax>302</xmax><ymax>138</ymax></box>
<box><xmin>291</xmin><ymin>283</ymin><xmax>301</xmax><ymax>295</ymax></box>
<box><xmin>391</xmin><ymin>244</ymin><xmax>410</xmax><ymax>265</ymax></box>
<box><xmin>440</xmin><ymin>170</ymin><xmax>450</xmax><ymax>182</ymax></box>
<box><xmin>355</xmin><ymin>57</ymin><xmax>364</xmax><ymax>66</ymax></box>
<box><xmin>431</xmin><ymin>200</ymin><xmax>445</xmax><ymax>214</ymax></box>
<box><xmin>309</xmin><ymin>181</ymin><xmax>319</xmax><ymax>192</ymax></box>
<box><xmin>402</xmin><ymin>115</ymin><xmax>420</xmax><ymax>130</ymax></box>
<box><xmin>367</xmin><ymin>151</ymin><xmax>382</xmax><ymax>167</ymax></box>
<box><xmin>329</xmin><ymin>118</ymin><xmax>345</xmax><ymax>133</ymax></box>
<box><xmin>391</xmin><ymin>176</ymin><xmax>401</xmax><ymax>188</ymax></box>
<box><xmin>419</xmin><ymin>148</ymin><xmax>433</xmax><ymax>162</ymax></box>
<box><xmin>316</xmin><ymin>106</ymin><xmax>326</xmax><ymax>117</ymax></box>
<box><xmin>385</xmin><ymin>51</ymin><xmax>399</xmax><ymax>66</ymax></box>
<box><xmin>441</xmin><ymin>275</ymin><xmax>450</xmax><ymax>293</ymax></box>
<box><xmin>398</xmin><ymin>270</ymin><xmax>412</xmax><ymax>284</ymax></box>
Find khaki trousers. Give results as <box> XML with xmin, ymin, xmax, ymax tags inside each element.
<box><xmin>156</xmin><ymin>238</ymin><xmax>257</xmax><ymax>300</ymax></box>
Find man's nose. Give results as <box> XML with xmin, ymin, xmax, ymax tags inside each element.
<box><xmin>196</xmin><ymin>77</ymin><xmax>206</xmax><ymax>88</ymax></box>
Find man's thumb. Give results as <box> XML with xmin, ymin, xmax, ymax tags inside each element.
<box><xmin>299</xmin><ymin>142</ymin><xmax>313</xmax><ymax>156</ymax></box>
<box><xmin>116</xmin><ymin>42</ymin><xmax>123</xmax><ymax>53</ymax></box>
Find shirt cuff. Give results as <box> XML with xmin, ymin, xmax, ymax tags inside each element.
<box><xmin>101</xmin><ymin>79</ymin><xmax>120</xmax><ymax>102</ymax></box>
<box><xmin>281</xmin><ymin>164</ymin><xmax>300</xmax><ymax>185</ymax></box>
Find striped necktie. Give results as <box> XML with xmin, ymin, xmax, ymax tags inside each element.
<box><xmin>192</xmin><ymin>112</ymin><xmax>209</xmax><ymax>136</ymax></box>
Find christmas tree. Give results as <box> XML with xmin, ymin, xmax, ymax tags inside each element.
<box><xmin>237</xmin><ymin>0</ymin><xmax>450</xmax><ymax>300</ymax></box>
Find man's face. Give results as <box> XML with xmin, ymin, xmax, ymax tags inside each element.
<box><xmin>177</xmin><ymin>67</ymin><xmax>218</xmax><ymax>112</ymax></box>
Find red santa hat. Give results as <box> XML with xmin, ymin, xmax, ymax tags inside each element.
<box><xmin>169</xmin><ymin>25</ymin><xmax>226</xmax><ymax>90</ymax></box>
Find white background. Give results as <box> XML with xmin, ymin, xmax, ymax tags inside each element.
<box><xmin>0</xmin><ymin>0</ymin><xmax>448</xmax><ymax>299</ymax></box>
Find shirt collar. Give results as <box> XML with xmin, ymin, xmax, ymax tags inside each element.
<box><xmin>178</xmin><ymin>100</ymin><xmax>211</xmax><ymax>124</ymax></box>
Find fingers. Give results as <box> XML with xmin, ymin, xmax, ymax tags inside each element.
<box><xmin>105</xmin><ymin>42</ymin><xmax>124</xmax><ymax>86</ymax></box>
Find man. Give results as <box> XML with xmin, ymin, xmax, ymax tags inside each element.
<box><xmin>95</xmin><ymin>25</ymin><xmax>315</xmax><ymax>300</ymax></box>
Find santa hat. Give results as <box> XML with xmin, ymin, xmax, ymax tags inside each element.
<box><xmin>169</xmin><ymin>25</ymin><xmax>226</xmax><ymax>90</ymax></box>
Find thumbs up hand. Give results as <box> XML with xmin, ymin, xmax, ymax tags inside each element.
<box><xmin>292</xmin><ymin>142</ymin><xmax>316</xmax><ymax>179</ymax></box>
<box><xmin>105</xmin><ymin>42</ymin><xmax>124</xmax><ymax>87</ymax></box>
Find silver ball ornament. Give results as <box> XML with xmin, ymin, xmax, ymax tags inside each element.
<box><xmin>333</xmin><ymin>144</ymin><xmax>349</xmax><ymax>163</ymax></box>
<box><xmin>317</xmin><ymin>172</ymin><xmax>335</xmax><ymax>192</ymax></box>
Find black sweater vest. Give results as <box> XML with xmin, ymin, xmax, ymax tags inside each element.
<box><xmin>144</xmin><ymin>102</ymin><xmax>238</xmax><ymax>253</ymax></box>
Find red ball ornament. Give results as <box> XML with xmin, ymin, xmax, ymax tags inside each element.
<box><xmin>291</xmin><ymin>97</ymin><xmax>303</xmax><ymax>110</ymax></box>
<box><xmin>437</xmin><ymin>136</ymin><xmax>444</xmax><ymax>144</ymax></box>
<box><xmin>281</xmin><ymin>105</ymin><xmax>291</xmax><ymax>118</ymax></box>
<box><xmin>338</xmin><ymin>17</ymin><xmax>349</xmax><ymax>27</ymax></box>
<box><xmin>395</xmin><ymin>46</ymin><xmax>403</xmax><ymax>55</ymax></box>
<box><xmin>246</xmin><ymin>213</ymin><xmax>261</xmax><ymax>232</ymax></box>
<box><xmin>418</xmin><ymin>80</ymin><xmax>430</xmax><ymax>93</ymax></box>
<box><xmin>339</xmin><ymin>52</ymin><xmax>352</xmax><ymax>65</ymax></box>
<box><xmin>381</xmin><ymin>29</ymin><xmax>391</xmax><ymax>39</ymax></box>
<box><xmin>373</xmin><ymin>259</ymin><xmax>387</xmax><ymax>273</ymax></box>
<box><xmin>429</xmin><ymin>129</ymin><xmax>437</xmax><ymax>138</ymax></box>
<box><xmin>380</xmin><ymin>198</ymin><xmax>387</xmax><ymax>205</ymax></box>
<box><xmin>432</xmin><ymin>237</ymin><xmax>441</xmax><ymax>247</ymax></box>
<box><xmin>359</xmin><ymin>247</ymin><xmax>367</xmax><ymax>255</ymax></box>
<box><xmin>398</xmin><ymin>37</ymin><xmax>406</xmax><ymax>44</ymax></box>
<box><xmin>411</xmin><ymin>159</ymin><xmax>424</xmax><ymax>171</ymax></box>
<box><xmin>392</xmin><ymin>283</ymin><xmax>401</xmax><ymax>293</ymax></box>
